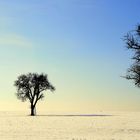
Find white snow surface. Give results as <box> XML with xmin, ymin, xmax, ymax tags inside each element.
<box><xmin>0</xmin><ymin>111</ymin><xmax>140</xmax><ymax>140</ymax></box>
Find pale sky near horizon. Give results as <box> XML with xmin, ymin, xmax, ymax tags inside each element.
<box><xmin>0</xmin><ymin>0</ymin><xmax>140</xmax><ymax>113</ymax></box>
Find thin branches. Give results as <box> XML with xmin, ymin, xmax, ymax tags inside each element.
<box><xmin>124</xmin><ymin>24</ymin><xmax>140</xmax><ymax>87</ymax></box>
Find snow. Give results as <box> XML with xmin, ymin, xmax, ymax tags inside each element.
<box><xmin>0</xmin><ymin>111</ymin><xmax>140</xmax><ymax>140</ymax></box>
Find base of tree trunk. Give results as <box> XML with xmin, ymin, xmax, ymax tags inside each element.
<box><xmin>31</xmin><ymin>106</ymin><xmax>36</xmax><ymax>116</ymax></box>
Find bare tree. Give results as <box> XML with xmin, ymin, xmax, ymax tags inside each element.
<box><xmin>124</xmin><ymin>24</ymin><xmax>140</xmax><ymax>87</ymax></box>
<box><xmin>14</xmin><ymin>73</ymin><xmax>55</xmax><ymax>116</ymax></box>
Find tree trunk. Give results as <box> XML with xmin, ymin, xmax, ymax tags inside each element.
<box><xmin>31</xmin><ymin>104</ymin><xmax>36</xmax><ymax>116</ymax></box>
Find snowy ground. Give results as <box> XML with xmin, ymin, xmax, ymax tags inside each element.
<box><xmin>0</xmin><ymin>111</ymin><xmax>140</xmax><ymax>140</ymax></box>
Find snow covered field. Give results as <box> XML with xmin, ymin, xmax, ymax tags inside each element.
<box><xmin>0</xmin><ymin>111</ymin><xmax>140</xmax><ymax>140</ymax></box>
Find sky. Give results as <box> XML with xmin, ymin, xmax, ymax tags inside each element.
<box><xmin>0</xmin><ymin>0</ymin><xmax>140</xmax><ymax>113</ymax></box>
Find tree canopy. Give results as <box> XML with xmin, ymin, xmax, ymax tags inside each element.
<box><xmin>14</xmin><ymin>73</ymin><xmax>55</xmax><ymax>116</ymax></box>
<box><xmin>124</xmin><ymin>24</ymin><xmax>140</xmax><ymax>87</ymax></box>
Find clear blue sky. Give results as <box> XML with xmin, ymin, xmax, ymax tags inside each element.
<box><xmin>0</xmin><ymin>0</ymin><xmax>140</xmax><ymax>112</ymax></box>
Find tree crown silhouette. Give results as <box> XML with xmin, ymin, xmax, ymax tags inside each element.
<box><xmin>14</xmin><ymin>73</ymin><xmax>55</xmax><ymax>116</ymax></box>
<box><xmin>124</xmin><ymin>24</ymin><xmax>140</xmax><ymax>87</ymax></box>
